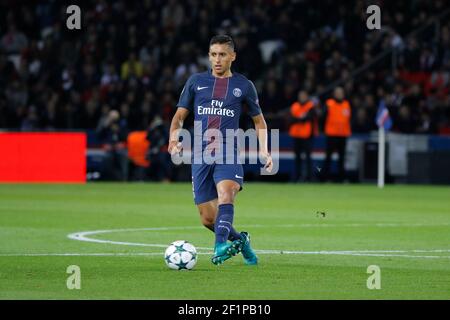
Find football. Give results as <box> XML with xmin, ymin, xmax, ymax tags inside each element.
<box><xmin>164</xmin><ymin>240</ymin><xmax>198</xmax><ymax>270</ymax></box>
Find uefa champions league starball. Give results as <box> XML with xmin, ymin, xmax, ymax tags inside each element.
<box><xmin>164</xmin><ymin>240</ymin><xmax>198</xmax><ymax>270</ymax></box>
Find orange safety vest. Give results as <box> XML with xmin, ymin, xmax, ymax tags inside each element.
<box><xmin>127</xmin><ymin>131</ymin><xmax>150</xmax><ymax>167</ymax></box>
<box><xmin>324</xmin><ymin>99</ymin><xmax>351</xmax><ymax>137</ymax></box>
<box><xmin>289</xmin><ymin>101</ymin><xmax>315</xmax><ymax>138</ymax></box>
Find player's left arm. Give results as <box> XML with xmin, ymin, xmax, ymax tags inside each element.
<box><xmin>245</xmin><ymin>79</ymin><xmax>273</xmax><ymax>173</ymax></box>
<box><xmin>252</xmin><ymin>114</ymin><xmax>273</xmax><ymax>173</ymax></box>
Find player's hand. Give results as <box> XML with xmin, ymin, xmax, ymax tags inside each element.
<box><xmin>168</xmin><ymin>140</ymin><xmax>182</xmax><ymax>155</ymax></box>
<box><xmin>260</xmin><ymin>151</ymin><xmax>273</xmax><ymax>173</ymax></box>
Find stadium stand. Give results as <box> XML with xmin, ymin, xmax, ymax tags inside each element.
<box><xmin>0</xmin><ymin>0</ymin><xmax>449</xmax><ymax>182</ymax></box>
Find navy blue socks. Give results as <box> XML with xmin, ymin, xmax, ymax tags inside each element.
<box><xmin>214</xmin><ymin>204</ymin><xmax>241</xmax><ymax>243</ymax></box>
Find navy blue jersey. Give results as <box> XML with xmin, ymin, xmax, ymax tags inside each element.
<box><xmin>176</xmin><ymin>70</ymin><xmax>262</xmax><ymax>157</ymax></box>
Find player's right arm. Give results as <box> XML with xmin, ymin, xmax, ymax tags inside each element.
<box><xmin>168</xmin><ymin>107</ymin><xmax>190</xmax><ymax>154</ymax></box>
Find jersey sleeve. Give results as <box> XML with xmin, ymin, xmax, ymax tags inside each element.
<box><xmin>176</xmin><ymin>74</ymin><xmax>196</xmax><ymax>111</ymax></box>
<box><xmin>244</xmin><ymin>80</ymin><xmax>262</xmax><ymax>117</ymax></box>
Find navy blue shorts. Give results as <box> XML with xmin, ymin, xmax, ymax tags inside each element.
<box><xmin>191</xmin><ymin>163</ymin><xmax>244</xmax><ymax>205</ymax></box>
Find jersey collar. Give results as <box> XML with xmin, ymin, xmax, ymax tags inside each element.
<box><xmin>208</xmin><ymin>68</ymin><xmax>234</xmax><ymax>79</ymax></box>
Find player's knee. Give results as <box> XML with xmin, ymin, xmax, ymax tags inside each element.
<box><xmin>198</xmin><ymin>208</ymin><xmax>215</xmax><ymax>227</ymax></box>
<box><xmin>200</xmin><ymin>215</ymin><xmax>214</xmax><ymax>227</ymax></box>
<box><xmin>217</xmin><ymin>190</ymin><xmax>235</xmax><ymax>205</ymax></box>
<box><xmin>201</xmin><ymin>217</ymin><xmax>215</xmax><ymax>231</ymax></box>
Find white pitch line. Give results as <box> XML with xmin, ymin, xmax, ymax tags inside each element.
<box><xmin>67</xmin><ymin>229</ymin><xmax>212</xmax><ymax>250</ymax></box>
<box><xmin>0</xmin><ymin>252</ymin><xmax>219</xmax><ymax>257</ymax></box>
<box><xmin>235</xmin><ymin>223</ymin><xmax>450</xmax><ymax>228</ymax></box>
<box><xmin>254</xmin><ymin>249</ymin><xmax>450</xmax><ymax>254</ymax></box>
<box><xmin>64</xmin><ymin>226</ymin><xmax>450</xmax><ymax>260</ymax></box>
<box><xmin>1</xmin><ymin>251</ymin><xmax>450</xmax><ymax>259</ymax></box>
<box><xmin>255</xmin><ymin>250</ymin><xmax>450</xmax><ymax>259</ymax></box>
<box><xmin>0</xmin><ymin>253</ymin><xmax>166</xmax><ymax>257</ymax></box>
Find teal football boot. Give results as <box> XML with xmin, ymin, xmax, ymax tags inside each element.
<box><xmin>231</xmin><ymin>232</ymin><xmax>258</xmax><ymax>265</ymax></box>
<box><xmin>211</xmin><ymin>242</ymin><xmax>234</xmax><ymax>265</ymax></box>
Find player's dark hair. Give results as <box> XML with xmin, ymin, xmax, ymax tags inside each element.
<box><xmin>209</xmin><ymin>35</ymin><xmax>235</xmax><ymax>51</ymax></box>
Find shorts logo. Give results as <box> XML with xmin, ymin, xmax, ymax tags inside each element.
<box><xmin>233</xmin><ymin>88</ymin><xmax>242</xmax><ymax>97</ymax></box>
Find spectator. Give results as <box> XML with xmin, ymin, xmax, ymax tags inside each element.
<box><xmin>0</xmin><ymin>0</ymin><xmax>449</xmax><ymax>183</ymax></box>
<box><xmin>20</xmin><ymin>105</ymin><xmax>39</xmax><ymax>131</ymax></box>
<box><xmin>1</xmin><ymin>24</ymin><xmax>28</xmax><ymax>55</ymax></box>
<box><xmin>146</xmin><ymin>116</ymin><xmax>172</xmax><ymax>182</ymax></box>
<box><xmin>394</xmin><ymin>105</ymin><xmax>416</xmax><ymax>133</ymax></box>
<box><xmin>97</xmin><ymin>110</ymin><xmax>129</xmax><ymax>181</ymax></box>
<box><xmin>121</xmin><ymin>52</ymin><xmax>143</xmax><ymax>80</ymax></box>
<box><xmin>101</xmin><ymin>62</ymin><xmax>120</xmax><ymax>88</ymax></box>
<box><xmin>322</xmin><ymin>87</ymin><xmax>352</xmax><ymax>182</ymax></box>
<box><xmin>352</xmin><ymin>108</ymin><xmax>373</xmax><ymax>133</ymax></box>
<box><xmin>288</xmin><ymin>90</ymin><xmax>317</xmax><ymax>182</ymax></box>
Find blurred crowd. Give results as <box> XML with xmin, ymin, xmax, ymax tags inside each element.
<box><xmin>0</xmin><ymin>0</ymin><xmax>449</xmax><ymax>139</ymax></box>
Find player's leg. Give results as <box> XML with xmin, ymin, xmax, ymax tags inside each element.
<box><xmin>197</xmin><ymin>199</ymin><xmax>216</xmax><ymax>232</ymax></box>
<box><xmin>192</xmin><ymin>164</ymin><xmax>237</xmax><ymax>265</ymax></box>
<box><xmin>197</xmin><ymin>198</ymin><xmax>241</xmax><ymax>242</ymax></box>
<box><xmin>196</xmin><ymin>197</ymin><xmax>237</xmax><ymax>265</ymax></box>
<box><xmin>214</xmin><ymin>179</ymin><xmax>241</xmax><ymax>244</ymax></box>
<box><xmin>214</xmin><ymin>164</ymin><xmax>258</xmax><ymax>265</ymax></box>
<box><xmin>211</xmin><ymin>179</ymin><xmax>250</xmax><ymax>264</ymax></box>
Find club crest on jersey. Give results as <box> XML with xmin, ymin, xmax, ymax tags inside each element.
<box><xmin>233</xmin><ymin>88</ymin><xmax>242</xmax><ymax>97</ymax></box>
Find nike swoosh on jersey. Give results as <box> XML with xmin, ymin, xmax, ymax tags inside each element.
<box><xmin>197</xmin><ymin>86</ymin><xmax>208</xmax><ymax>91</ymax></box>
<box><xmin>235</xmin><ymin>175</ymin><xmax>243</xmax><ymax>179</ymax></box>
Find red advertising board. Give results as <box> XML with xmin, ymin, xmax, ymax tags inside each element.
<box><xmin>0</xmin><ymin>133</ymin><xmax>86</xmax><ymax>183</ymax></box>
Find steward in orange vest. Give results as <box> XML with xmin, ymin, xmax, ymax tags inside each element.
<box><xmin>289</xmin><ymin>101</ymin><xmax>317</xmax><ymax>138</ymax></box>
<box><xmin>322</xmin><ymin>87</ymin><xmax>351</xmax><ymax>182</ymax></box>
<box><xmin>289</xmin><ymin>90</ymin><xmax>317</xmax><ymax>182</ymax></box>
<box><xmin>324</xmin><ymin>98</ymin><xmax>351</xmax><ymax>137</ymax></box>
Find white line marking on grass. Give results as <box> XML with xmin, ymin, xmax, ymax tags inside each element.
<box><xmin>0</xmin><ymin>253</ymin><xmax>166</xmax><ymax>257</ymax></box>
<box><xmin>64</xmin><ymin>225</ymin><xmax>450</xmax><ymax>260</ymax></box>
<box><xmin>67</xmin><ymin>227</ymin><xmax>211</xmax><ymax>250</ymax></box>
<box><xmin>243</xmin><ymin>223</ymin><xmax>450</xmax><ymax>228</ymax></box>
<box><xmin>255</xmin><ymin>250</ymin><xmax>450</xmax><ymax>259</ymax></box>
<box><xmin>0</xmin><ymin>252</ymin><xmax>213</xmax><ymax>257</ymax></box>
<box><xmin>1</xmin><ymin>251</ymin><xmax>450</xmax><ymax>259</ymax></box>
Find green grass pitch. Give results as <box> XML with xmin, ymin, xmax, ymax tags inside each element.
<box><xmin>0</xmin><ymin>182</ymin><xmax>449</xmax><ymax>299</ymax></box>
